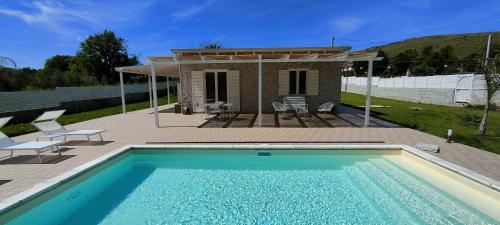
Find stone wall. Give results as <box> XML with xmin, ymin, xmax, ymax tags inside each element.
<box><xmin>180</xmin><ymin>62</ymin><xmax>343</xmax><ymax>113</ymax></box>
<box><xmin>344</xmin><ymin>84</ymin><xmax>500</xmax><ymax>106</ymax></box>
<box><xmin>344</xmin><ymin>84</ymin><xmax>457</xmax><ymax>105</ymax></box>
<box><xmin>470</xmin><ymin>89</ymin><xmax>500</xmax><ymax>106</ymax></box>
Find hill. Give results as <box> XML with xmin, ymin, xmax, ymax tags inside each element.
<box><xmin>366</xmin><ymin>32</ymin><xmax>500</xmax><ymax>59</ymax></box>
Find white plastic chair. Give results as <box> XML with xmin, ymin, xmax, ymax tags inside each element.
<box><xmin>272</xmin><ymin>102</ymin><xmax>288</xmax><ymax>117</ymax></box>
<box><xmin>318</xmin><ymin>102</ymin><xmax>335</xmax><ymax>114</ymax></box>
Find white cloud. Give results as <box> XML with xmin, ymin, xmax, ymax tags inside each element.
<box><xmin>0</xmin><ymin>1</ymin><xmax>152</xmax><ymax>36</ymax></box>
<box><xmin>329</xmin><ymin>17</ymin><xmax>365</xmax><ymax>35</ymax></box>
<box><xmin>171</xmin><ymin>0</ymin><xmax>215</xmax><ymax>21</ymax></box>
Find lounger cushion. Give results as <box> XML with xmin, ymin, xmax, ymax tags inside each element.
<box><xmin>0</xmin><ymin>141</ymin><xmax>62</xmax><ymax>150</ymax></box>
<box><xmin>53</xmin><ymin>129</ymin><xmax>105</xmax><ymax>136</ymax></box>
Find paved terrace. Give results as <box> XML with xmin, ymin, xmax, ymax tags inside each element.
<box><xmin>0</xmin><ymin>104</ymin><xmax>499</xmax><ymax>201</ymax></box>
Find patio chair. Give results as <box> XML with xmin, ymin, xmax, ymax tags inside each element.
<box><xmin>192</xmin><ymin>102</ymin><xmax>205</xmax><ymax>114</ymax></box>
<box><xmin>272</xmin><ymin>102</ymin><xmax>288</xmax><ymax>117</ymax></box>
<box><xmin>0</xmin><ymin>117</ymin><xmax>63</xmax><ymax>163</ymax></box>
<box><xmin>207</xmin><ymin>101</ymin><xmax>224</xmax><ymax>114</ymax></box>
<box><xmin>318</xmin><ymin>102</ymin><xmax>335</xmax><ymax>114</ymax></box>
<box><xmin>283</xmin><ymin>96</ymin><xmax>308</xmax><ymax>116</ymax></box>
<box><xmin>32</xmin><ymin>110</ymin><xmax>105</xmax><ymax>142</ymax></box>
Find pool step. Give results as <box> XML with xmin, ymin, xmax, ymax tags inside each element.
<box><xmin>371</xmin><ymin>159</ymin><xmax>494</xmax><ymax>225</ymax></box>
<box><xmin>356</xmin><ymin>160</ymin><xmax>458</xmax><ymax>225</ymax></box>
<box><xmin>344</xmin><ymin>165</ymin><xmax>420</xmax><ymax>224</ymax></box>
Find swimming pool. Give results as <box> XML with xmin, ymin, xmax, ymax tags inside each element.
<box><xmin>1</xmin><ymin>146</ymin><xmax>499</xmax><ymax>224</ymax></box>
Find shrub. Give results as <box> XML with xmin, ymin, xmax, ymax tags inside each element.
<box><xmin>457</xmin><ymin>112</ymin><xmax>482</xmax><ymax>126</ymax></box>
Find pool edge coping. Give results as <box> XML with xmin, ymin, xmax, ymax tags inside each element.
<box><xmin>0</xmin><ymin>144</ymin><xmax>499</xmax><ymax>215</ymax></box>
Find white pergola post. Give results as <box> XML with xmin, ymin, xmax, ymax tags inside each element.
<box><xmin>119</xmin><ymin>70</ymin><xmax>126</xmax><ymax>114</ymax></box>
<box><xmin>167</xmin><ymin>77</ymin><xmax>171</xmax><ymax>105</ymax></box>
<box><xmin>258</xmin><ymin>55</ymin><xmax>263</xmax><ymax>127</ymax></box>
<box><xmin>151</xmin><ymin>64</ymin><xmax>159</xmax><ymax>128</ymax></box>
<box><xmin>364</xmin><ymin>59</ymin><xmax>374</xmax><ymax>127</ymax></box>
<box><xmin>148</xmin><ymin>73</ymin><xmax>152</xmax><ymax>108</ymax></box>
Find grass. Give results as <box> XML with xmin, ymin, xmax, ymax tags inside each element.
<box><xmin>341</xmin><ymin>92</ymin><xmax>500</xmax><ymax>154</ymax></box>
<box><xmin>1</xmin><ymin>95</ymin><xmax>177</xmax><ymax>137</ymax></box>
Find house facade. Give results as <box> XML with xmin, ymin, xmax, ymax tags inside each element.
<box><xmin>173</xmin><ymin>47</ymin><xmax>349</xmax><ymax>113</ymax></box>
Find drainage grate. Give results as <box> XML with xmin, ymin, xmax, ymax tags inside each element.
<box><xmin>256</xmin><ymin>151</ymin><xmax>272</xmax><ymax>156</ymax></box>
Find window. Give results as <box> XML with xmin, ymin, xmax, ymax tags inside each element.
<box><xmin>288</xmin><ymin>70</ymin><xmax>307</xmax><ymax>95</ymax></box>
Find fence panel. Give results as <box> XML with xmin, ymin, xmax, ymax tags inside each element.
<box><xmin>414</xmin><ymin>77</ymin><xmax>428</xmax><ymax>88</ymax></box>
<box><xmin>0</xmin><ymin>82</ymin><xmax>169</xmax><ymax>113</ymax></box>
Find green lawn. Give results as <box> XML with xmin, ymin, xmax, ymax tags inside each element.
<box><xmin>341</xmin><ymin>92</ymin><xmax>500</xmax><ymax>154</ymax></box>
<box><xmin>1</xmin><ymin>95</ymin><xmax>177</xmax><ymax>137</ymax></box>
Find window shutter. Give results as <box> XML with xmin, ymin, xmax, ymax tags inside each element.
<box><xmin>278</xmin><ymin>70</ymin><xmax>289</xmax><ymax>96</ymax></box>
<box><xmin>306</xmin><ymin>70</ymin><xmax>319</xmax><ymax>95</ymax></box>
<box><xmin>191</xmin><ymin>71</ymin><xmax>205</xmax><ymax>111</ymax></box>
<box><xmin>227</xmin><ymin>70</ymin><xmax>240</xmax><ymax>112</ymax></box>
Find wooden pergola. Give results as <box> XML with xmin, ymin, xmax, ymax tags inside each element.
<box><xmin>115</xmin><ymin>47</ymin><xmax>382</xmax><ymax>128</ymax></box>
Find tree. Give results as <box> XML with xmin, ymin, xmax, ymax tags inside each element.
<box><xmin>477</xmin><ymin>56</ymin><xmax>500</xmax><ymax>135</ymax></box>
<box><xmin>411</xmin><ymin>63</ymin><xmax>435</xmax><ymax>76</ymax></box>
<box><xmin>201</xmin><ymin>42</ymin><xmax>222</xmax><ymax>49</ymax></box>
<box><xmin>74</xmin><ymin>30</ymin><xmax>138</xmax><ymax>84</ymax></box>
<box><xmin>352</xmin><ymin>50</ymin><xmax>389</xmax><ymax>76</ymax></box>
<box><xmin>392</xmin><ymin>49</ymin><xmax>419</xmax><ymax>75</ymax></box>
<box><xmin>43</xmin><ymin>55</ymin><xmax>73</xmax><ymax>72</ymax></box>
<box><xmin>373</xmin><ymin>50</ymin><xmax>389</xmax><ymax>76</ymax></box>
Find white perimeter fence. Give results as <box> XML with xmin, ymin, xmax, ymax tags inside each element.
<box><xmin>0</xmin><ymin>82</ymin><xmax>172</xmax><ymax>113</ymax></box>
<box><xmin>342</xmin><ymin>74</ymin><xmax>500</xmax><ymax>106</ymax></box>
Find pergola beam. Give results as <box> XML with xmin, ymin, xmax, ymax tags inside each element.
<box><xmin>364</xmin><ymin>59</ymin><xmax>374</xmax><ymax>127</ymax></box>
<box><xmin>115</xmin><ymin>51</ymin><xmax>382</xmax><ymax>129</ymax></box>
<box><xmin>167</xmin><ymin>77</ymin><xmax>171</xmax><ymax>105</ymax></box>
<box><xmin>151</xmin><ymin>64</ymin><xmax>159</xmax><ymax>128</ymax></box>
<box><xmin>119</xmin><ymin>70</ymin><xmax>126</xmax><ymax>114</ymax></box>
<box><xmin>258</xmin><ymin>55</ymin><xmax>263</xmax><ymax>127</ymax></box>
<box><xmin>148</xmin><ymin>73</ymin><xmax>152</xmax><ymax>108</ymax></box>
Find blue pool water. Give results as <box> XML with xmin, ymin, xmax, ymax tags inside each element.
<box><xmin>5</xmin><ymin>151</ymin><xmax>498</xmax><ymax>225</ymax></box>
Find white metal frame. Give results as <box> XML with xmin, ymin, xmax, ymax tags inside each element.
<box><xmin>116</xmin><ymin>52</ymin><xmax>382</xmax><ymax>128</ymax></box>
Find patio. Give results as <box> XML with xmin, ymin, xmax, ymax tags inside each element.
<box><xmin>197</xmin><ymin>105</ymin><xmax>401</xmax><ymax>128</ymax></box>
<box><xmin>0</xmin><ymin>104</ymin><xmax>499</xmax><ymax>202</ymax></box>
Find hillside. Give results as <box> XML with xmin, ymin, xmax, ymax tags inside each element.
<box><xmin>366</xmin><ymin>32</ymin><xmax>500</xmax><ymax>58</ymax></box>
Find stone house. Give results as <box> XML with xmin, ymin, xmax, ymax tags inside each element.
<box><xmin>172</xmin><ymin>47</ymin><xmax>350</xmax><ymax>113</ymax></box>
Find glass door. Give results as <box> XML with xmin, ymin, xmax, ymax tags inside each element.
<box><xmin>205</xmin><ymin>71</ymin><xmax>227</xmax><ymax>103</ymax></box>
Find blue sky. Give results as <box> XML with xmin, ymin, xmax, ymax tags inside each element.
<box><xmin>0</xmin><ymin>0</ymin><xmax>499</xmax><ymax>68</ymax></box>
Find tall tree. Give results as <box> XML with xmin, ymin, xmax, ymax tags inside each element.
<box><xmin>43</xmin><ymin>55</ymin><xmax>73</xmax><ymax>72</ymax></box>
<box><xmin>74</xmin><ymin>30</ymin><xmax>138</xmax><ymax>84</ymax></box>
<box><xmin>202</xmin><ymin>42</ymin><xmax>222</xmax><ymax>49</ymax></box>
<box><xmin>392</xmin><ymin>48</ymin><xmax>419</xmax><ymax>75</ymax></box>
<box><xmin>477</xmin><ymin>56</ymin><xmax>500</xmax><ymax>135</ymax></box>
<box><xmin>352</xmin><ymin>50</ymin><xmax>389</xmax><ymax>76</ymax></box>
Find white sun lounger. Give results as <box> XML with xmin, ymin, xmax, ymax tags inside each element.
<box><xmin>0</xmin><ymin>117</ymin><xmax>63</xmax><ymax>163</ymax></box>
<box><xmin>32</xmin><ymin>110</ymin><xmax>105</xmax><ymax>142</ymax></box>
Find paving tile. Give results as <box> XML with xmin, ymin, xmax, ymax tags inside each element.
<box><xmin>0</xmin><ymin>104</ymin><xmax>499</xmax><ymax>201</ymax></box>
